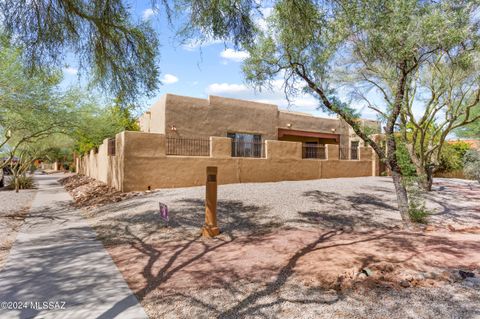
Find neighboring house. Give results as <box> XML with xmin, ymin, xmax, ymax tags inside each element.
<box><xmin>139</xmin><ymin>94</ymin><xmax>380</xmax><ymax>160</ymax></box>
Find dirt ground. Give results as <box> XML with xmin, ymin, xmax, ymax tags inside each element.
<box><xmin>0</xmin><ymin>180</ymin><xmax>37</xmax><ymax>270</ymax></box>
<box><xmin>64</xmin><ymin>176</ymin><xmax>480</xmax><ymax>318</ymax></box>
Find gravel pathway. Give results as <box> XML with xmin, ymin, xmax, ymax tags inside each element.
<box><xmin>0</xmin><ymin>179</ymin><xmax>37</xmax><ymax>270</ymax></box>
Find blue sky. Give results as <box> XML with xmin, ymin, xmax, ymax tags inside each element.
<box><xmin>61</xmin><ymin>1</ymin><xmax>377</xmax><ymax>120</ymax></box>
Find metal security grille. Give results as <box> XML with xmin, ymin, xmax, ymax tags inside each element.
<box><xmin>166</xmin><ymin>137</ymin><xmax>210</xmax><ymax>156</ymax></box>
<box><xmin>231</xmin><ymin>139</ymin><xmax>265</xmax><ymax>158</ymax></box>
<box><xmin>228</xmin><ymin>133</ymin><xmax>265</xmax><ymax>158</ymax></box>
<box><xmin>350</xmin><ymin>141</ymin><xmax>359</xmax><ymax>160</ymax></box>
<box><xmin>339</xmin><ymin>147</ymin><xmax>349</xmax><ymax>160</ymax></box>
<box><xmin>302</xmin><ymin>144</ymin><xmax>326</xmax><ymax>159</ymax></box>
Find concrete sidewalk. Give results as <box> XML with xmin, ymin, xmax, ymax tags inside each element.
<box><xmin>0</xmin><ymin>174</ymin><xmax>147</xmax><ymax>319</ymax></box>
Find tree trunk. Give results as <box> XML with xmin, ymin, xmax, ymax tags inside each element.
<box><xmin>425</xmin><ymin>166</ymin><xmax>433</xmax><ymax>191</ymax></box>
<box><xmin>390</xmin><ymin>168</ymin><xmax>410</xmax><ymax>224</ymax></box>
<box><xmin>384</xmin><ymin>60</ymin><xmax>412</xmax><ymax>227</ymax></box>
<box><xmin>15</xmin><ymin>175</ymin><xmax>19</xmax><ymax>193</ymax></box>
<box><xmin>416</xmin><ymin>165</ymin><xmax>433</xmax><ymax>191</ymax></box>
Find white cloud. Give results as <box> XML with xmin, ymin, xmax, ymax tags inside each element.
<box><xmin>220</xmin><ymin>49</ymin><xmax>250</xmax><ymax>62</ymax></box>
<box><xmin>255</xmin><ymin>7</ymin><xmax>274</xmax><ymax>32</ymax></box>
<box><xmin>181</xmin><ymin>38</ymin><xmax>223</xmax><ymax>51</ymax></box>
<box><xmin>142</xmin><ymin>8</ymin><xmax>156</xmax><ymax>21</ymax></box>
<box><xmin>206</xmin><ymin>79</ymin><xmax>381</xmax><ymax>120</ymax></box>
<box><xmin>207</xmin><ymin>83</ymin><xmax>249</xmax><ymax>95</ymax></box>
<box><xmin>161</xmin><ymin>74</ymin><xmax>179</xmax><ymax>84</ymax></box>
<box><xmin>63</xmin><ymin>67</ymin><xmax>78</xmax><ymax>75</ymax></box>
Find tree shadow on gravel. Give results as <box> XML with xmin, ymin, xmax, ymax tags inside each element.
<box><xmin>92</xmin><ymin>188</ymin><xmax>480</xmax><ymax>318</ymax></box>
<box><xmin>156</xmin><ymin>228</ymin><xmax>480</xmax><ymax>318</ymax></box>
<box><xmin>92</xmin><ymin>198</ymin><xmax>276</xmax><ymax>246</ymax></box>
<box><xmin>168</xmin><ymin>198</ymin><xmax>280</xmax><ymax>237</ymax></box>
<box><xmin>94</xmin><ymin>198</ymin><xmax>274</xmax><ymax>317</ymax></box>
<box><xmin>298</xmin><ymin>190</ymin><xmax>399</xmax><ymax>229</ymax></box>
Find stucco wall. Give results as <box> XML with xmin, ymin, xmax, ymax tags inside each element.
<box><xmin>78</xmin><ymin>131</ymin><xmax>377</xmax><ymax>192</ymax></box>
<box><xmin>140</xmin><ymin>94</ymin><xmax>359</xmax><ymax>146</ymax></box>
<box><xmin>139</xmin><ymin>95</ymin><xmax>166</xmax><ymax>134</ymax></box>
<box><xmin>163</xmin><ymin>94</ymin><xmax>279</xmax><ymax>140</ymax></box>
<box><xmin>77</xmin><ymin>136</ymin><xmax>124</xmax><ymax>190</ymax></box>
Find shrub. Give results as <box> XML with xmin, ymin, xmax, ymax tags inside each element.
<box><xmin>396</xmin><ymin>142</ymin><xmax>417</xmax><ymax>177</ymax></box>
<box><xmin>463</xmin><ymin>149</ymin><xmax>480</xmax><ymax>182</ymax></box>
<box><xmin>438</xmin><ymin>141</ymin><xmax>471</xmax><ymax>173</ymax></box>
<box><xmin>403</xmin><ymin>176</ymin><xmax>430</xmax><ymax>224</ymax></box>
<box><xmin>7</xmin><ymin>175</ymin><xmax>35</xmax><ymax>190</ymax></box>
<box><xmin>408</xmin><ymin>205</ymin><xmax>429</xmax><ymax>224</ymax></box>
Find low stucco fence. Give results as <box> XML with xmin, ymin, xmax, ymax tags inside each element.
<box><xmin>77</xmin><ymin>131</ymin><xmax>379</xmax><ymax>192</ymax></box>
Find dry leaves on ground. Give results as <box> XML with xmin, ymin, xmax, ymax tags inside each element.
<box><xmin>59</xmin><ymin>175</ymin><xmax>141</xmax><ymax>210</ymax></box>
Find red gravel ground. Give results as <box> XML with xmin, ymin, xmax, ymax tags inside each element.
<box><xmin>108</xmin><ymin>227</ymin><xmax>479</xmax><ymax>297</ymax></box>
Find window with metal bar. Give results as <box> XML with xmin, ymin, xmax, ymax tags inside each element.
<box><xmin>350</xmin><ymin>141</ymin><xmax>359</xmax><ymax>160</ymax></box>
<box><xmin>302</xmin><ymin>143</ymin><xmax>326</xmax><ymax>159</ymax></box>
<box><xmin>228</xmin><ymin>133</ymin><xmax>264</xmax><ymax>158</ymax></box>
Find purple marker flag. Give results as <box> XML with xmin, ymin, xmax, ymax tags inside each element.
<box><xmin>159</xmin><ymin>202</ymin><xmax>169</xmax><ymax>223</ymax></box>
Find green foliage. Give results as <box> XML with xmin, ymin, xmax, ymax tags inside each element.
<box><xmin>438</xmin><ymin>142</ymin><xmax>471</xmax><ymax>173</ymax></box>
<box><xmin>7</xmin><ymin>175</ymin><xmax>35</xmax><ymax>190</ymax></box>
<box><xmin>178</xmin><ymin>0</ymin><xmax>257</xmax><ymax>47</ymax></box>
<box><xmin>0</xmin><ymin>37</ymin><xmax>137</xmax><ymax>174</ymax></box>
<box><xmin>0</xmin><ymin>0</ymin><xmax>159</xmax><ymax>104</ymax></box>
<box><xmin>463</xmin><ymin>150</ymin><xmax>480</xmax><ymax>182</ymax></box>
<box><xmin>0</xmin><ymin>38</ymin><xmax>82</xmax><ymax>168</ymax></box>
<box><xmin>408</xmin><ymin>205</ymin><xmax>429</xmax><ymax>224</ymax></box>
<box><xmin>403</xmin><ymin>176</ymin><xmax>429</xmax><ymax>224</ymax></box>
<box><xmin>396</xmin><ymin>142</ymin><xmax>417</xmax><ymax>177</ymax></box>
<box><xmin>73</xmin><ymin>102</ymin><xmax>139</xmax><ymax>154</ymax></box>
<box><xmin>455</xmin><ymin>107</ymin><xmax>480</xmax><ymax>138</ymax></box>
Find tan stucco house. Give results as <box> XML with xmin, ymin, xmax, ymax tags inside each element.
<box><xmin>139</xmin><ymin>94</ymin><xmax>379</xmax><ymax>158</ymax></box>
<box><xmin>77</xmin><ymin>93</ymin><xmax>382</xmax><ymax>191</ymax></box>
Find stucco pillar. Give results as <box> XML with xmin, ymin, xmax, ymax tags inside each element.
<box><xmin>265</xmin><ymin>140</ymin><xmax>302</xmax><ymax>159</ymax></box>
<box><xmin>359</xmin><ymin>147</ymin><xmax>372</xmax><ymax>160</ymax></box>
<box><xmin>123</xmin><ymin>131</ymin><xmax>166</xmax><ymax>157</ymax></box>
<box><xmin>372</xmin><ymin>152</ymin><xmax>381</xmax><ymax>176</ymax></box>
<box><xmin>327</xmin><ymin>144</ymin><xmax>339</xmax><ymax>160</ymax></box>
<box><xmin>210</xmin><ymin>137</ymin><xmax>232</xmax><ymax>158</ymax></box>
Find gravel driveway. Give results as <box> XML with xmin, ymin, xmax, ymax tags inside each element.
<box><xmin>79</xmin><ymin>176</ymin><xmax>480</xmax><ymax>319</ymax></box>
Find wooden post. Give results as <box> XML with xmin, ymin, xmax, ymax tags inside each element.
<box><xmin>202</xmin><ymin>166</ymin><xmax>220</xmax><ymax>237</ymax></box>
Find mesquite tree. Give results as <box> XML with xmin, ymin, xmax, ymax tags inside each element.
<box><xmin>0</xmin><ymin>0</ymin><xmax>159</xmax><ymax>103</ymax></box>
<box><xmin>179</xmin><ymin>0</ymin><xmax>479</xmax><ymax>225</ymax></box>
<box><xmin>6</xmin><ymin>146</ymin><xmax>39</xmax><ymax>192</ymax></box>
<box><xmin>0</xmin><ymin>38</ymin><xmax>83</xmax><ymax>169</ymax></box>
<box><xmin>400</xmin><ymin>48</ymin><xmax>480</xmax><ymax>191</ymax></box>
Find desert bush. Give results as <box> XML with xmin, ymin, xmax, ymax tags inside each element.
<box><xmin>396</xmin><ymin>142</ymin><xmax>417</xmax><ymax>177</ymax></box>
<box><xmin>463</xmin><ymin>150</ymin><xmax>480</xmax><ymax>182</ymax></box>
<box><xmin>7</xmin><ymin>175</ymin><xmax>35</xmax><ymax>190</ymax></box>
<box><xmin>403</xmin><ymin>176</ymin><xmax>429</xmax><ymax>224</ymax></box>
<box><xmin>408</xmin><ymin>205</ymin><xmax>429</xmax><ymax>224</ymax></box>
<box><xmin>438</xmin><ymin>141</ymin><xmax>471</xmax><ymax>173</ymax></box>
